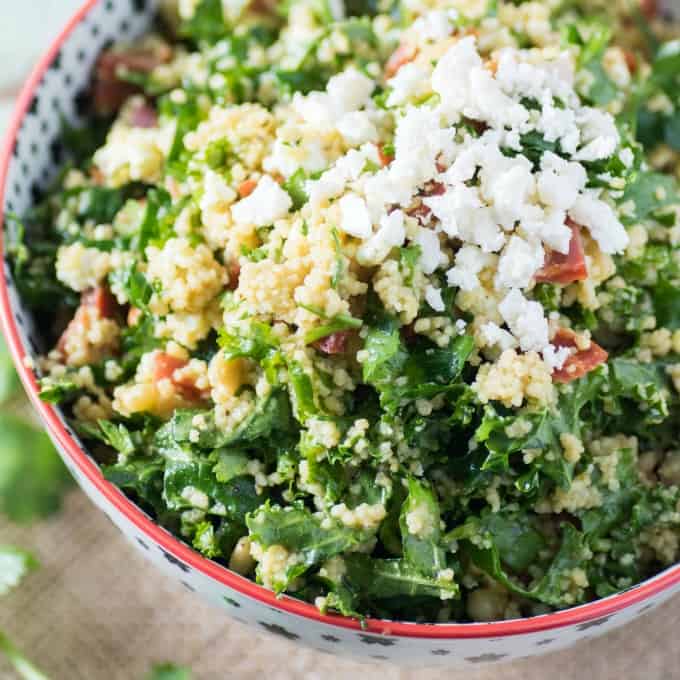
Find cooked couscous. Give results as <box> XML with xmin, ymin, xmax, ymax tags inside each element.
<box><xmin>9</xmin><ymin>0</ymin><xmax>680</xmax><ymax>622</ymax></box>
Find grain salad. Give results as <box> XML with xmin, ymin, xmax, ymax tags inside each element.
<box><xmin>9</xmin><ymin>0</ymin><xmax>680</xmax><ymax>622</ymax></box>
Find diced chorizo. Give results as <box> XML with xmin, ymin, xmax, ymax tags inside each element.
<box><xmin>81</xmin><ymin>286</ymin><xmax>119</xmax><ymax>319</ymax></box>
<box><xmin>226</xmin><ymin>260</ymin><xmax>241</xmax><ymax>291</ymax></box>
<box><xmin>128</xmin><ymin>100</ymin><xmax>158</xmax><ymax>128</ymax></box>
<box><xmin>237</xmin><ymin>179</ymin><xmax>258</xmax><ymax>198</ymax></box>
<box><xmin>127</xmin><ymin>307</ymin><xmax>143</xmax><ymax>327</ymax></box>
<box><xmin>406</xmin><ymin>181</ymin><xmax>445</xmax><ymax>223</ymax></box>
<box><xmin>153</xmin><ymin>353</ymin><xmax>207</xmax><ymax>401</ymax></box>
<box><xmin>313</xmin><ymin>330</ymin><xmax>352</xmax><ymax>355</ymax></box>
<box><xmin>377</xmin><ymin>143</ymin><xmax>394</xmax><ymax>168</ymax></box>
<box><xmin>57</xmin><ymin>287</ymin><xmax>120</xmax><ymax>365</ymax></box>
<box><xmin>385</xmin><ymin>43</ymin><xmax>417</xmax><ymax>79</ymax></box>
<box><xmin>551</xmin><ymin>328</ymin><xmax>608</xmax><ymax>383</ymax></box>
<box><xmin>535</xmin><ymin>222</ymin><xmax>588</xmax><ymax>285</ymax></box>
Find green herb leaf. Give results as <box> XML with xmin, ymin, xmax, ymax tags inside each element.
<box><xmin>399</xmin><ymin>479</ymin><xmax>446</xmax><ymax>576</ymax></box>
<box><xmin>247</xmin><ymin>504</ymin><xmax>372</xmax><ymax>591</ymax></box>
<box><xmin>0</xmin><ymin>546</ymin><xmax>38</xmax><ymax>597</ymax></box>
<box><xmin>145</xmin><ymin>663</ymin><xmax>192</xmax><ymax>680</ymax></box>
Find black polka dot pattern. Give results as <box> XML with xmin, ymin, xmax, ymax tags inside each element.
<box><xmin>358</xmin><ymin>634</ymin><xmax>395</xmax><ymax>647</ymax></box>
<box><xmin>464</xmin><ymin>653</ymin><xmax>508</xmax><ymax>663</ymax></box>
<box><xmin>576</xmin><ymin>615</ymin><xmax>614</xmax><ymax>631</ymax></box>
<box><xmin>258</xmin><ymin>622</ymin><xmax>300</xmax><ymax>641</ymax></box>
<box><xmin>161</xmin><ymin>550</ymin><xmax>190</xmax><ymax>573</ymax></box>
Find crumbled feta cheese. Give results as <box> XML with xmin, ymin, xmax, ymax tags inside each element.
<box><xmin>425</xmin><ymin>285</ymin><xmax>445</xmax><ymax>312</ymax></box>
<box><xmin>338</xmin><ymin>193</ymin><xmax>373</xmax><ymax>239</ymax></box>
<box><xmin>522</xmin><ymin>208</ymin><xmax>572</xmax><ymax>254</ymax></box>
<box><xmin>387</xmin><ymin>62</ymin><xmax>431</xmax><ymax>106</ymax></box>
<box><xmin>536</xmin><ymin>151</ymin><xmax>587</xmax><ymax>211</ymax></box>
<box><xmin>231</xmin><ymin>175</ymin><xmax>292</xmax><ymax>226</ymax></box>
<box><xmin>574</xmin><ymin>108</ymin><xmax>620</xmax><ymax>162</ymax></box>
<box><xmin>425</xmin><ymin>184</ymin><xmax>505</xmax><ymax>252</ymax></box>
<box><xmin>446</xmin><ymin>245</ymin><xmax>494</xmax><ymax>291</ymax></box>
<box><xmin>412</xmin><ymin>9</ymin><xmax>458</xmax><ymax>41</ymax></box>
<box><xmin>433</xmin><ymin>37</ymin><xmax>529</xmax><ymax>130</ymax></box>
<box><xmin>568</xmin><ymin>191</ymin><xmax>629</xmax><ymax>254</ymax></box>
<box><xmin>499</xmin><ymin>288</ymin><xmax>549</xmax><ymax>352</ymax></box>
<box><xmin>495</xmin><ymin>235</ymin><xmax>544</xmax><ymax>289</ymax></box>
<box><xmin>292</xmin><ymin>67</ymin><xmax>374</xmax><ymax>129</ymax></box>
<box><xmin>414</xmin><ymin>228</ymin><xmax>442</xmax><ymax>274</ymax></box>
<box><xmin>619</xmin><ymin>148</ymin><xmax>634</xmax><ymax>168</ymax></box>
<box><xmin>337</xmin><ymin>111</ymin><xmax>379</xmax><ymax>146</ymax></box>
<box><xmin>326</xmin><ymin>67</ymin><xmax>375</xmax><ymax>113</ymax></box>
<box><xmin>543</xmin><ymin>343</ymin><xmax>571</xmax><ymax>370</ymax></box>
<box><xmin>357</xmin><ymin>210</ymin><xmax>406</xmax><ymax>265</ymax></box>
<box><xmin>264</xmin><ymin>136</ymin><xmax>328</xmax><ymax>178</ymax></box>
<box><xmin>480</xmin><ymin>153</ymin><xmax>535</xmax><ymax>230</ymax></box>
<box><xmin>480</xmin><ymin>322</ymin><xmax>518</xmax><ymax>351</ymax></box>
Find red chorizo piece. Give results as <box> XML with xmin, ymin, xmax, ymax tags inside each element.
<box><xmin>535</xmin><ymin>222</ymin><xmax>588</xmax><ymax>285</ymax></box>
<box><xmin>384</xmin><ymin>43</ymin><xmax>417</xmax><ymax>79</ymax></box>
<box><xmin>313</xmin><ymin>330</ymin><xmax>352</xmax><ymax>355</ymax></box>
<box><xmin>153</xmin><ymin>353</ymin><xmax>208</xmax><ymax>402</ymax></box>
<box><xmin>551</xmin><ymin>328</ymin><xmax>608</xmax><ymax>384</ymax></box>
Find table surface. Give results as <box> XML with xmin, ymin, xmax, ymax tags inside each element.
<box><xmin>1</xmin><ymin>2</ymin><xmax>679</xmax><ymax>679</ymax></box>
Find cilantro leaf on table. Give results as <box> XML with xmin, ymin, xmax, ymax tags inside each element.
<box><xmin>146</xmin><ymin>663</ymin><xmax>192</xmax><ymax>680</ymax></box>
<box><xmin>0</xmin><ymin>546</ymin><xmax>38</xmax><ymax>597</ymax></box>
<box><xmin>0</xmin><ymin>546</ymin><xmax>49</xmax><ymax>680</ymax></box>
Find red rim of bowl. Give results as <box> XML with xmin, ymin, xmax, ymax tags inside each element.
<box><xmin>1</xmin><ymin>0</ymin><xmax>679</xmax><ymax>641</ymax></box>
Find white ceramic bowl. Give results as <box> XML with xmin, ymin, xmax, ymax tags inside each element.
<box><xmin>2</xmin><ymin>0</ymin><xmax>680</xmax><ymax>666</ymax></box>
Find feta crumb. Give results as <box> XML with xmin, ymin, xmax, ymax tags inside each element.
<box><xmin>425</xmin><ymin>285</ymin><xmax>445</xmax><ymax>312</ymax></box>
<box><xmin>387</xmin><ymin>62</ymin><xmax>430</xmax><ymax>107</ymax></box>
<box><xmin>480</xmin><ymin>322</ymin><xmax>518</xmax><ymax>351</ymax></box>
<box><xmin>495</xmin><ymin>235</ymin><xmax>544</xmax><ymax>290</ymax></box>
<box><xmin>414</xmin><ymin>228</ymin><xmax>442</xmax><ymax>274</ymax></box>
<box><xmin>499</xmin><ymin>288</ymin><xmax>549</xmax><ymax>352</ymax></box>
<box><xmin>338</xmin><ymin>193</ymin><xmax>373</xmax><ymax>239</ymax></box>
<box><xmin>357</xmin><ymin>210</ymin><xmax>406</xmax><ymax>265</ymax></box>
<box><xmin>569</xmin><ymin>191</ymin><xmax>629</xmax><ymax>254</ymax></box>
<box><xmin>542</xmin><ymin>343</ymin><xmax>571</xmax><ymax>370</ymax></box>
<box><xmin>337</xmin><ymin>111</ymin><xmax>379</xmax><ymax>146</ymax></box>
<box><xmin>536</xmin><ymin>151</ymin><xmax>587</xmax><ymax>211</ymax></box>
<box><xmin>446</xmin><ymin>245</ymin><xmax>493</xmax><ymax>291</ymax></box>
<box><xmin>231</xmin><ymin>175</ymin><xmax>292</xmax><ymax>226</ymax></box>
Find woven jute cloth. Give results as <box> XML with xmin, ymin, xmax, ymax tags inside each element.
<box><xmin>0</xmin><ymin>490</ymin><xmax>679</xmax><ymax>680</ymax></box>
